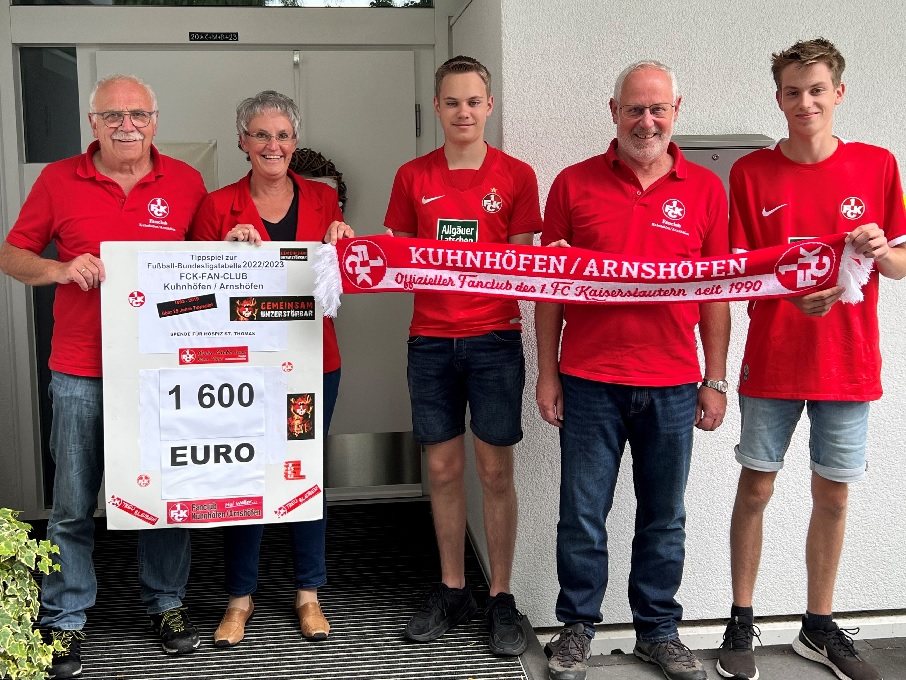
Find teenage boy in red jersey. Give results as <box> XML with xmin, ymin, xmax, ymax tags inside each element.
<box><xmin>716</xmin><ymin>38</ymin><xmax>906</xmax><ymax>680</ymax></box>
<box><xmin>384</xmin><ymin>55</ymin><xmax>542</xmax><ymax>656</ymax></box>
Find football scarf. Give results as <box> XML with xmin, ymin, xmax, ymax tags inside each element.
<box><xmin>314</xmin><ymin>233</ymin><xmax>871</xmax><ymax>317</ymax></box>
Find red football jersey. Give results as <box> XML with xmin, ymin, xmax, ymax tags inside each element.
<box><xmin>7</xmin><ymin>142</ymin><xmax>207</xmax><ymax>377</ymax></box>
<box><xmin>730</xmin><ymin>140</ymin><xmax>906</xmax><ymax>400</ymax></box>
<box><xmin>542</xmin><ymin>140</ymin><xmax>729</xmax><ymax>387</ymax></box>
<box><xmin>384</xmin><ymin>145</ymin><xmax>543</xmax><ymax>337</ymax></box>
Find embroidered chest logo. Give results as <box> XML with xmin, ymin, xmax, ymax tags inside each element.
<box><xmin>148</xmin><ymin>198</ymin><xmax>170</xmax><ymax>218</ymax></box>
<box><xmin>662</xmin><ymin>199</ymin><xmax>686</xmax><ymax>220</ymax></box>
<box><xmin>437</xmin><ymin>219</ymin><xmax>479</xmax><ymax>242</ymax></box>
<box><xmin>774</xmin><ymin>242</ymin><xmax>836</xmax><ymax>291</ymax></box>
<box><xmin>840</xmin><ymin>197</ymin><xmax>865</xmax><ymax>220</ymax></box>
<box><xmin>342</xmin><ymin>241</ymin><xmax>387</xmax><ymax>289</ymax></box>
<box><xmin>482</xmin><ymin>189</ymin><xmax>503</xmax><ymax>214</ymax></box>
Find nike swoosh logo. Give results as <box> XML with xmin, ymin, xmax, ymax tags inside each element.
<box><xmin>422</xmin><ymin>195</ymin><xmax>445</xmax><ymax>204</ymax></box>
<box><xmin>762</xmin><ymin>204</ymin><xmax>788</xmax><ymax>217</ymax></box>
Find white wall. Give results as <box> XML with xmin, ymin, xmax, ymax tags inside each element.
<box><xmin>498</xmin><ymin>0</ymin><xmax>906</xmax><ymax>629</ymax></box>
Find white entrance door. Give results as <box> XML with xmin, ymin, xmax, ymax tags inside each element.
<box><xmin>95</xmin><ymin>48</ymin><xmax>417</xmax><ymax>438</ymax></box>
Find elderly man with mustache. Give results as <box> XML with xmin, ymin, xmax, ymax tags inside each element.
<box><xmin>0</xmin><ymin>74</ymin><xmax>207</xmax><ymax>679</ymax></box>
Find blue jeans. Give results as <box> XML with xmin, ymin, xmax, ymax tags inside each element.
<box><xmin>222</xmin><ymin>369</ymin><xmax>340</xmax><ymax>594</ymax></box>
<box><xmin>40</xmin><ymin>372</ymin><xmax>191</xmax><ymax>630</ymax></box>
<box><xmin>555</xmin><ymin>375</ymin><xmax>698</xmax><ymax>642</ymax></box>
<box><xmin>736</xmin><ymin>395</ymin><xmax>870</xmax><ymax>482</ymax></box>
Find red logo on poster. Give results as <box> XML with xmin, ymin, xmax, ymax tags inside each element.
<box><xmin>284</xmin><ymin>461</ymin><xmax>305</xmax><ymax>480</ymax></box>
<box><xmin>108</xmin><ymin>495</ymin><xmax>158</xmax><ymax>525</ymax></box>
<box><xmin>178</xmin><ymin>346</ymin><xmax>248</xmax><ymax>365</ymax></box>
<box><xmin>274</xmin><ymin>485</ymin><xmax>322</xmax><ymax>517</ymax></box>
<box><xmin>164</xmin><ymin>497</ymin><xmax>264</xmax><ymax>524</ymax></box>
<box><xmin>137</xmin><ymin>474</ymin><xmax>150</xmax><ymax>488</ymax></box>
<box><xmin>169</xmin><ymin>503</ymin><xmax>189</xmax><ymax>523</ymax></box>
<box><xmin>282</xmin><ymin>361</ymin><xmax>294</xmax><ymax>373</ymax></box>
<box><xmin>127</xmin><ymin>291</ymin><xmax>146</xmax><ymax>307</ymax></box>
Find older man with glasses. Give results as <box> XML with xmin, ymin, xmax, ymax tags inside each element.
<box><xmin>0</xmin><ymin>74</ymin><xmax>207</xmax><ymax>679</ymax></box>
<box><xmin>536</xmin><ymin>60</ymin><xmax>730</xmax><ymax>680</ymax></box>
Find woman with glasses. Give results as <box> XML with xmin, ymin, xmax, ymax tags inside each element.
<box><xmin>189</xmin><ymin>90</ymin><xmax>353</xmax><ymax>647</ymax></box>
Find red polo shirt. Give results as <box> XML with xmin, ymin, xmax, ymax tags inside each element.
<box><xmin>6</xmin><ymin>142</ymin><xmax>207</xmax><ymax>377</ymax></box>
<box><xmin>542</xmin><ymin>139</ymin><xmax>729</xmax><ymax>386</ymax></box>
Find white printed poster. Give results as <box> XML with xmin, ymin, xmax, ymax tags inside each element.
<box><xmin>101</xmin><ymin>242</ymin><xmax>324</xmax><ymax>530</ymax></box>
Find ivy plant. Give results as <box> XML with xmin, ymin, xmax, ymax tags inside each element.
<box><xmin>0</xmin><ymin>508</ymin><xmax>60</xmax><ymax>680</ymax></box>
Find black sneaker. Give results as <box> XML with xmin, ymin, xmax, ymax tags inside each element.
<box><xmin>45</xmin><ymin>630</ymin><xmax>86</xmax><ymax>679</ymax></box>
<box><xmin>716</xmin><ymin>616</ymin><xmax>761</xmax><ymax>679</ymax></box>
<box><xmin>544</xmin><ymin>623</ymin><xmax>591</xmax><ymax>680</ymax></box>
<box><xmin>150</xmin><ymin>606</ymin><xmax>201</xmax><ymax>654</ymax></box>
<box><xmin>484</xmin><ymin>592</ymin><xmax>527</xmax><ymax>656</ymax></box>
<box><xmin>404</xmin><ymin>583</ymin><xmax>477</xmax><ymax>642</ymax></box>
<box><xmin>792</xmin><ymin>620</ymin><xmax>881</xmax><ymax>680</ymax></box>
<box><xmin>634</xmin><ymin>637</ymin><xmax>707</xmax><ymax>680</ymax></box>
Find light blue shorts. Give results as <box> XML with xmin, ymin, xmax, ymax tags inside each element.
<box><xmin>736</xmin><ymin>395</ymin><xmax>870</xmax><ymax>482</ymax></box>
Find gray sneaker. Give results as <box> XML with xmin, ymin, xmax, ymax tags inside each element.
<box><xmin>792</xmin><ymin>621</ymin><xmax>881</xmax><ymax>680</ymax></box>
<box><xmin>716</xmin><ymin>617</ymin><xmax>760</xmax><ymax>679</ymax></box>
<box><xmin>634</xmin><ymin>637</ymin><xmax>707</xmax><ymax>680</ymax></box>
<box><xmin>545</xmin><ymin>623</ymin><xmax>592</xmax><ymax>680</ymax></box>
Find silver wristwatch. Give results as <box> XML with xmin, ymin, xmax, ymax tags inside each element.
<box><xmin>701</xmin><ymin>379</ymin><xmax>729</xmax><ymax>393</ymax></box>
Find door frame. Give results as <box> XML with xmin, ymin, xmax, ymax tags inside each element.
<box><xmin>0</xmin><ymin>0</ymin><xmax>470</xmax><ymax>518</ymax></box>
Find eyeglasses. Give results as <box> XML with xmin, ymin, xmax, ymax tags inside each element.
<box><xmin>617</xmin><ymin>103</ymin><xmax>675</xmax><ymax>119</ymax></box>
<box><xmin>242</xmin><ymin>130</ymin><xmax>297</xmax><ymax>145</ymax></box>
<box><xmin>90</xmin><ymin>110</ymin><xmax>157</xmax><ymax>128</ymax></box>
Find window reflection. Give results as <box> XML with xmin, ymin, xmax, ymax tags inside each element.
<box><xmin>20</xmin><ymin>47</ymin><xmax>81</xmax><ymax>163</ymax></box>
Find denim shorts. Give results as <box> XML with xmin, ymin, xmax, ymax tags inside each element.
<box><xmin>736</xmin><ymin>394</ymin><xmax>870</xmax><ymax>482</ymax></box>
<box><xmin>407</xmin><ymin>331</ymin><xmax>525</xmax><ymax>447</ymax></box>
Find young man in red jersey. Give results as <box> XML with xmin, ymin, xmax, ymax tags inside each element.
<box><xmin>716</xmin><ymin>38</ymin><xmax>906</xmax><ymax>680</ymax></box>
<box><xmin>384</xmin><ymin>55</ymin><xmax>542</xmax><ymax>656</ymax></box>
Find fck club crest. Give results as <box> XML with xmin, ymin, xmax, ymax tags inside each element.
<box><xmin>662</xmin><ymin>199</ymin><xmax>686</xmax><ymax>220</ymax></box>
<box><xmin>342</xmin><ymin>241</ymin><xmax>387</xmax><ymax>289</ymax></box>
<box><xmin>482</xmin><ymin>190</ymin><xmax>503</xmax><ymax>214</ymax></box>
<box><xmin>775</xmin><ymin>242</ymin><xmax>836</xmax><ymax>291</ymax></box>
<box><xmin>148</xmin><ymin>198</ymin><xmax>169</xmax><ymax>219</ymax></box>
<box><xmin>169</xmin><ymin>503</ymin><xmax>189</xmax><ymax>523</ymax></box>
<box><xmin>127</xmin><ymin>290</ymin><xmax>146</xmax><ymax>307</ymax></box>
<box><xmin>840</xmin><ymin>197</ymin><xmax>865</xmax><ymax>220</ymax></box>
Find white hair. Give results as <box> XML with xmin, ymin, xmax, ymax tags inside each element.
<box><xmin>89</xmin><ymin>74</ymin><xmax>158</xmax><ymax>112</ymax></box>
<box><xmin>612</xmin><ymin>60</ymin><xmax>678</xmax><ymax>102</ymax></box>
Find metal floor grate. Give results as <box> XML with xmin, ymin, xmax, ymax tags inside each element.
<box><xmin>37</xmin><ymin>501</ymin><xmax>528</xmax><ymax>680</ymax></box>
